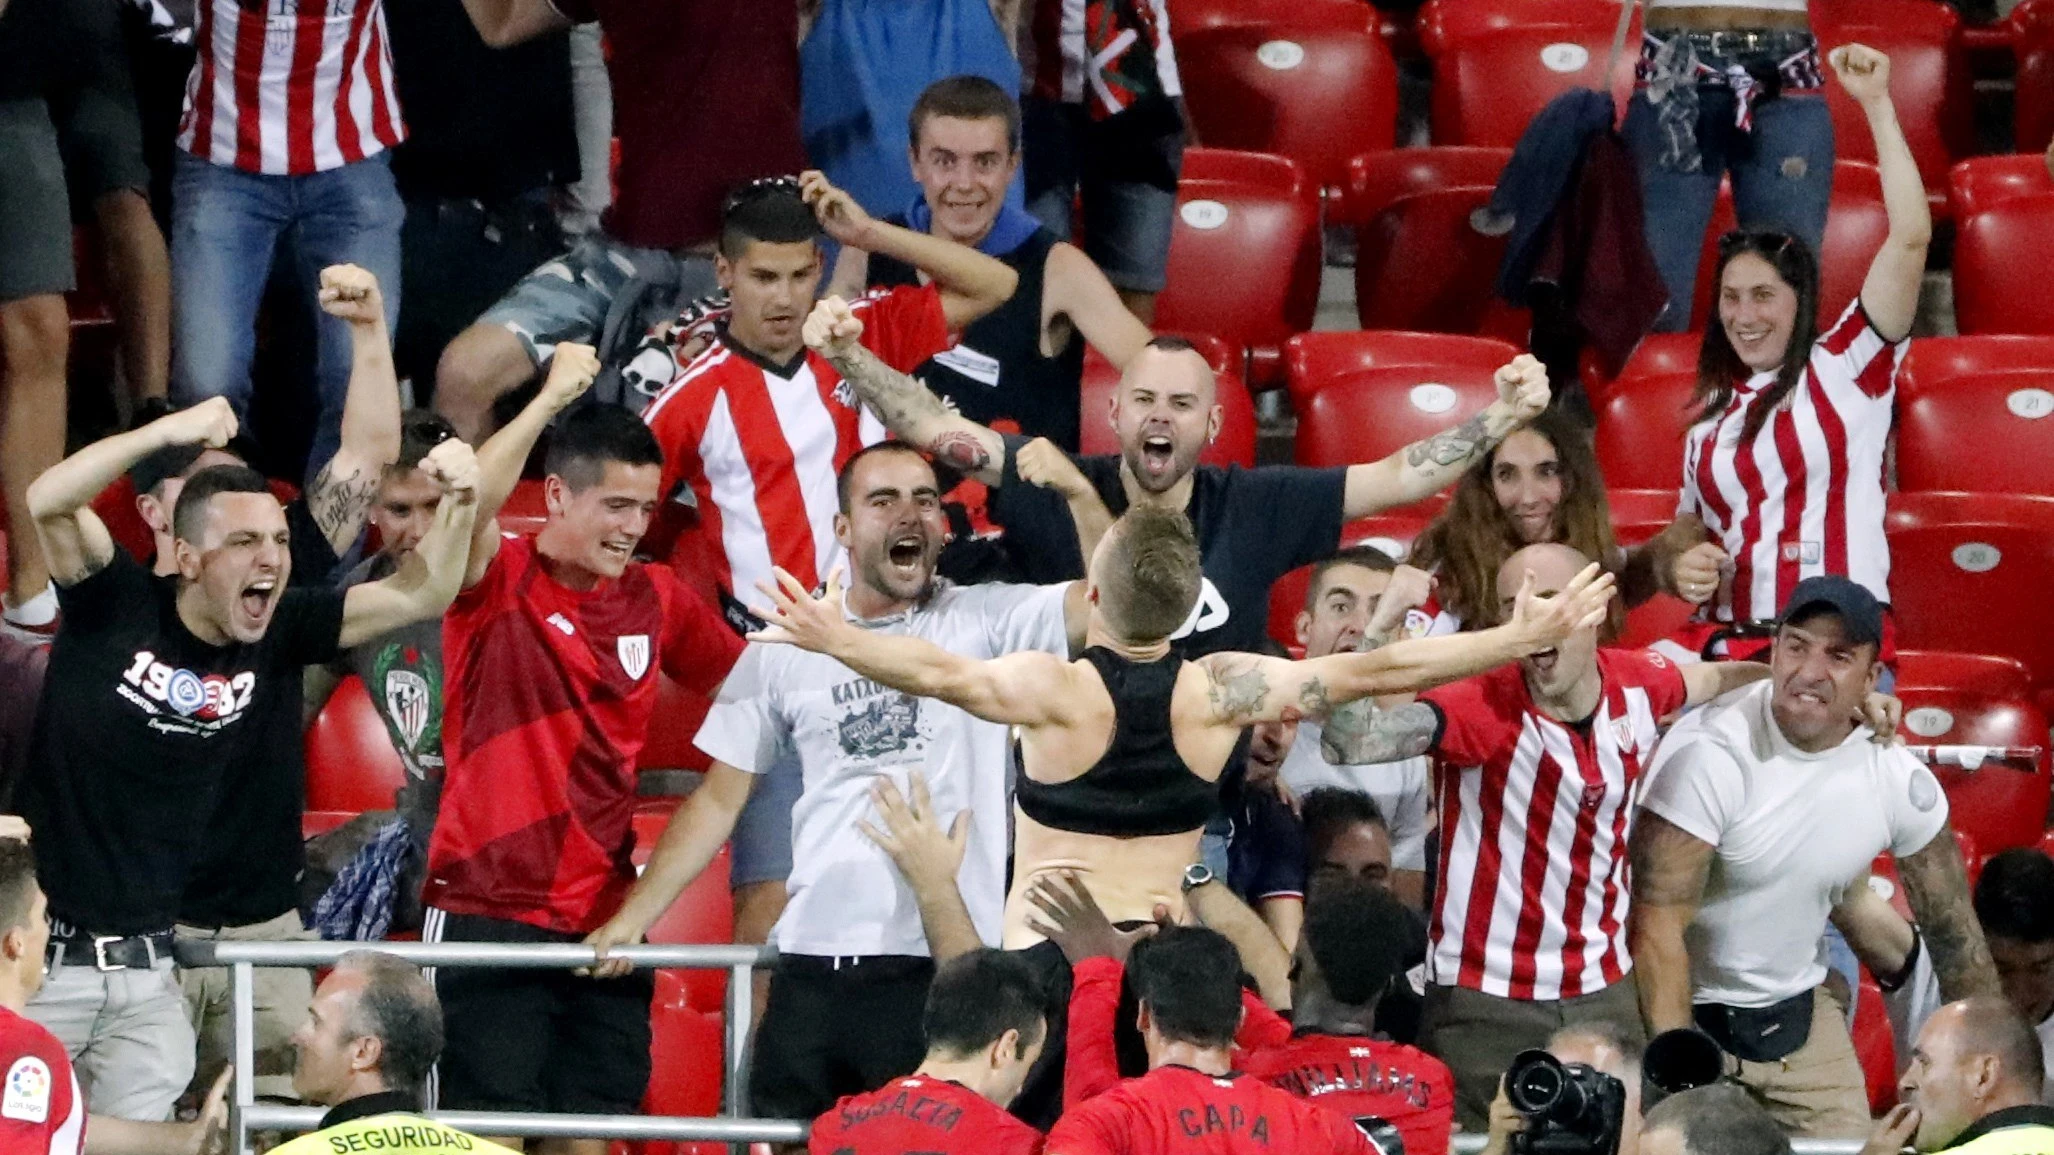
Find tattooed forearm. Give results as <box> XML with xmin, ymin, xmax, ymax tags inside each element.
<box><xmin>822</xmin><ymin>342</ymin><xmax>952</xmax><ymax>434</ymax></box>
<box><xmin>1297</xmin><ymin>676</ymin><xmax>1334</xmax><ymax>718</ymax></box>
<box><xmin>308</xmin><ymin>462</ymin><xmax>380</xmax><ymax>550</ymax></box>
<box><xmin>1320</xmin><ymin>699</ymin><xmax>1439</xmax><ymax>765</ymax></box>
<box><xmin>1898</xmin><ymin>824</ymin><xmax>2002</xmax><ymax>1000</ymax></box>
<box><xmin>1404</xmin><ymin>413</ymin><xmax>1494</xmax><ymax>470</ymax></box>
<box><xmin>1203</xmin><ymin>657</ymin><xmax>1272</xmax><ymax>723</ymax></box>
<box><xmin>933</xmin><ymin>431</ymin><xmax>991</xmax><ymax>474</ymax></box>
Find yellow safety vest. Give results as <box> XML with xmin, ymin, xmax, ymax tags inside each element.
<box><xmin>268</xmin><ymin>1112</ymin><xmax>521</xmax><ymax>1155</ymax></box>
<box><xmin>1943</xmin><ymin>1116</ymin><xmax>2054</xmax><ymax>1155</ymax></box>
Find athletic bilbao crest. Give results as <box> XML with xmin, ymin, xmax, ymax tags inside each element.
<box><xmin>1612</xmin><ymin>716</ymin><xmax>1637</xmax><ymax>753</ymax></box>
<box><xmin>617</xmin><ymin>634</ymin><xmax>651</xmax><ymax>680</ymax></box>
<box><xmin>384</xmin><ymin>670</ymin><xmax>433</xmax><ymax>752</ymax></box>
<box><xmin>371</xmin><ymin>644</ymin><xmax>442</xmax><ymax>756</ymax></box>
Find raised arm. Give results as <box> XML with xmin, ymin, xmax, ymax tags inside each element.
<box><xmin>1681</xmin><ymin>660</ymin><xmax>1770</xmax><ymax>706</ymax></box>
<box><xmin>464</xmin><ymin>343</ymin><xmax>599</xmax><ymax>587</ymax></box>
<box><xmin>306</xmin><ymin>265</ymin><xmax>403</xmax><ymax>557</ymax></box>
<box><xmin>1048</xmin><ymin>243</ymin><xmax>1153</xmax><ymax>370</ymax></box>
<box><xmin>1015</xmin><ymin>437</ymin><xmax>1113</xmax><ymax>566</ymax></box>
<box><xmin>28</xmin><ymin>398</ymin><xmax>238</xmax><ymax>586</ymax></box>
<box><xmin>336</xmin><ymin>440</ymin><xmax>478</xmax><ymax>649</ymax></box>
<box><xmin>1619</xmin><ymin>514</ymin><xmax>1727</xmax><ymax>609</ymax></box>
<box><xmin>1340</xmin><ymin>355</ymin><xmax>1550</xmax><ymax>520</ymax></box>
<box><xmin>1196</xmin><ymin>564</ymin><xmax>1616</xmax><ymax>728</ymax></box>
<box><xmin>1831</xmin><ymin>44</ymin><xmax>1931</xmax><ymax>342</ymax></box>
<box><xmin>1628</xmin><ymin>811</ymin><xmax>1716</xmax><ymax>1034</ymax></box>
<box><xmin>1895</xmin><ymin>822</ymin><xmax>2002</xmax><ymax>1001</ymax></box>
<box><xmin>805</xmin><ymin>297</ymin><xmax>1005</xmax><ymax>485</ymax></box>
<box><xmin>584</xmin><ymin>761</ymin><xmax>758</xmax><ymax>977</ymax></box>
<box><xmin>457</xmin><ymin>0</ymin><xmax>571</xmax><ymax>47</ymax></box>
<box><xmin>801</xmin><ymin>171</ymin><xmax>1019</xmax><ymax>331</ymax></box>
<box><xmin>748</xmin><ymin>568</ymin><xmax>1086</xmax><ymax>726</ymax></box>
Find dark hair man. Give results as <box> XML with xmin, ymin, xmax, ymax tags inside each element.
<box><xmin>809</xmin><ymin>950</ymin><xmax>1049</xmax><ymax>1155</ymax></box>
<box><xmin>421</xmin><ymin>394</ymin><xmax>743</xmax><ymax>1155</ymax></box>
<box><xmin>1639</xmin><ymin>1084</ymin><xmax>1791</xmax><ymax>1155</ymax></box>
<box><xmin>271</xmin><ymin>951</ymin><xmax>515</xmax><ymax>1155</ymax></box>
<box><xmin>803</xmin><ymin>294</ymin><xmax>1555</xmax><ymax>659</ymax></box>
<box><xmin>1633</xmin><ymin>576</ymin><xmax>1998</xmax><ymax>1136</ymax></box>
<box><xmin>18</xmin><ymin>396</ymin><xmax>476</xmax><ymax>1123</ymax></box>
<box><xmin>829</xmin><ymin>75</ymin><xmax>1151</xmax><ymax>452</ymax></box>
<box><xmin>1882</xmin><ymin>996</ymin><xmax>2054</xmax><ymax>1155</ymax></box>
<box><xmin>1974</xmin><ymin>849</ymin><xmax>2054</xmax><ymax>1101</ymax></box>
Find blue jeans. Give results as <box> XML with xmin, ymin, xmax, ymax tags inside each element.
<box><xmin>170</xmin><ymin>150</ymin><xmax>403</xmax><ymax>480</ymax></box>
<box><xmin>1623</xmin><ymin>91</ymin><xmax>1834</xmax><ymax>331</ymax></box>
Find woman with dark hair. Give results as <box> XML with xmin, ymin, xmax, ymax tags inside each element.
<box><xmin>1405</xmin><ymin>410</ymin><xmax>1723</xmax><ymax>638</ymax></box>
<box><xmin>1672</xmin><ymin>43</ymin><xmax>1925</xmax><ymax>664</ymax></box>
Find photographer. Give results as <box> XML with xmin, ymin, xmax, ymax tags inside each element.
<box><xmin>1478</xmin><ymin>1026</ymin><xmax>1644</xmax><ymax>1155</ymax></box>
<box><xmin>1479</xmin><ymin>1025</ymin><xmax>1727</xmax><ymax>1155</ymax></box>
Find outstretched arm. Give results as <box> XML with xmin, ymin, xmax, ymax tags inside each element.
<box><xmin>584</xmin><ymin>762</ymin><xmax>758</xmax><ymax>978</ymax></box>
<box><xmin>306</xmin><ymin>265</ymin><xmax>403</xmax><ymax>557</ymax></box>
<box><xmin>1195</xmin><ymin>564</ymin><xmax>1616</xmax><ymax>727</ymax></box>
<box><xmin>465</xmin><ymin>343</ymin><xmax>600</xmax><ymax>587</ymax></box>
<box><xmin>28</xmin><ymin>398</ymin><xmax>239</xmax><ymax>586</ymax></box>
<box><xmin>748</xmin><ymin>567</ymin><xmax>1085</xmax><ymax>726</ymax></box>
<box><xmin>1340</xmin><ymin>355</ymin><xmax>1549</xmax><ymax>520</ymax></box>
<box><xmin>1830</xmin><ymin>44</ymin><xmax>1931</xmax><ymax>343</ymax></box>
<box><xmin>337</xmin><ymin>441</ymin><xmax>479</xmax><ymax>649</ymax></box>
<box><xmin>805</xmin><ymin>298</ymin><xmax>1006</xmax><ymax>486</ymax></box>
<box><xmin>802</xmin><ymin>171</ymin><xmax>1019</xmax><ymax>331</ymax></box>
<box><xmin>1629</xmin><ymin>811</ymin><xmax>1716</xmax><ymax>1034</ymax></box>
<box><xmin>1681</xmin><ymin>661</ymin><xmax>1770</xmax><ymax>706</ymax></box>
<box><xmin>1896</xmin><ymin>823</ymin><xmax>2001</xmax><ymax>1001</ymax></box>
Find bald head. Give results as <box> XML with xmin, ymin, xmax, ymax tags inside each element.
<box><xmin>1942</xmin><ymin>997</ymin><xmax>2044</xmax><ymax>1095</ymax></box>
<box><xmin>1498</xmin><ymin>542</ymin><xmax>1592</xmax><ymax>603</ymax></box>
<box><xmin>1123</xmin><ymin>337</ymin><xmax>1217</xmax><ymax>398</ymax></box>
<box><xmin>1112</xmin><ymin>337</ymin><xmax>1221</xmax><ymax>495</ymax></box>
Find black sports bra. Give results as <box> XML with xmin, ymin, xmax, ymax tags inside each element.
<box><xmin>1013</xmin><ymin>648</ymin><xmax>1219</xmax><ymax>837</ymax></box>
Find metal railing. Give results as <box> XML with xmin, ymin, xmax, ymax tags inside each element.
<box><xmin>1451</xmin><ymin>1140</ymin><xmax>1864</xmax><ymax>1155</ymax></box>
<box><xmin>174</xmin><ymin>939</ymin><xmax>805</xmax><ymax>1155</ymax></box>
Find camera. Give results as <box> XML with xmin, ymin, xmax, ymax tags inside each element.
<box><xmin>1504</xmin><ymin>1049</ymin><xmax>1627</xmax><ymax>1155</ymax></box>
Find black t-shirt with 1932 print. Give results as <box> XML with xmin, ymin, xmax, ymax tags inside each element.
<box><xmin>18</xmin><ymin>550</ymin><xmax>344</xmax><ymax>935</ymax></box>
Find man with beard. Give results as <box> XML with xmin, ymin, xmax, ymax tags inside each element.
<box><xmin>1312</xmin><ymin>543</ymin><xmax>1773</xmax><ymax>1129</ymax></box>
<box><xmin>805</xmin><ymin>295</ymin><xmax>1551</xmax><ymax>658</ymax></box>
<box><xmin>581</xmin><ymin>442</ymin><xmax>1091</xmax><ymax>1123</ymax></box>
<box><xmin>15</xmin><ymin>397</ymin><xmax>479</xmax><ymax>1123</ymax></box>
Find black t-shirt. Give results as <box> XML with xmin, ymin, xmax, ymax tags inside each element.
<box><xmin>19</xmin><ymin>552</ymin><xmax>344</xmax><ymax>934</ymax></box>
<box><xmin>986</xmin><ymin>436</ymin><xmax>1348</xmax><ymax>656</ymax></box>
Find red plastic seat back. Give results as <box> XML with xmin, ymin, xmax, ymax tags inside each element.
<box><xmin>1852</xmin><ymin>974</ymin><xmax>1899</xmax><ymax>1114</ymax></box>
<box><xmin>1896</xmin><ymin>688</ymin><xmax>2054</xmax><ymax>852</ymax></box>
<box><xmin>1590</xmin><ymin>332</ymin><xmax>1701</xmax><ymax>408</ymax></box>
<box><xmin>1078</xmin><ymin>333</ymin><xmax>1256</xmax><ymax>465</ymax></box>
<box><xmin>1284</xmin><ymin>331</ymin><xmax>1523</xmax><ymax>468</ymax></box>
<box><xmin>2013</xmin><ymin>0</ymin><xmax>2054</xmax><ymax>152</ymax></box>
<box><xmin>1594</xmin><ymin>371</ymin><xmax>1701</xmax><ymax>491</ymax></box>
<box><xmin>632</xmin><ymin>805</ymin><xmax>735</xmax><ymax>1012</ymax></box>
<box><xmin>1426</xmin><ymin>25</ymin><xmax>1637</xmax><ymax>148</ymax></box>
<box><xmin>1955</xmin><ymin>195</ymin><xmax>2054</xmax><ymax>334</ymax></box>
<box><xmin>1416</xmin><ymin>0</ymin><xmax>1629</xmax><ymax>55</ymax></box>
<box><xmin>1175</xmin><ymin>19</ymin><xmax>1398</xmax><ymax>193</ymax></box>
<box><xmin>1885</xmin><ymin>493</ymin><xmax>2054</xmax><ymax>697</ymax></box>
<box><xmin>633</xmin><ymin>969</ymin><xmax>727</xmax><ymax>1155</ymax></box>
<box><xmin>1895</xmin><ymin>649</ymin><xmax>2038</xmax><ymax>700</ymax></box>
<box><xmin>1339</xmin><ymin>149</ymin><xmax>1528</xmax><ymax>341</ymax></box>
<box><xmin>1155</xmin><ymin>150</ymin><xmax>1322</xmax><ymax>386</ymax></box>
<box><xmin>304</xmin><ymin>676</ymin><xmax>410</xmax><ymax>813</ymax></box>
<box><xmin>1896</xmin><ymin>336</ymin><xmax>2054</xmax><ymax>494</ymax></box>
<box><xmin>1948</xmin><ymin>153</ymin><xmax>2054</xmax><ymax>219</ymax></box>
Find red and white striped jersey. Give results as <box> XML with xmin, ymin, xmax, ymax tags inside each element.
<box><xmin>0</xmin><ymin>1007</ymin><xmax>84</xmax><ymax>1155</ymax></box>
<box><xmin>1420</xmin><ymin>650</ymin><xmax>1689</xmax><ymax>1001</ymax></box>
<box><xmin>1679</xmin><ymin>301</ymin><xmax>1902</xmax><ymax>625</ymax></box>
<box><xmin>178</xmin><ymin>0</ymin><xmax>406</xmax><ymax>176</ymax></box>
<box><xmin>641</xmin><ymin>285</ymin><xmax>952</xmax><ymax>602</ymax></box>
<box><xmin>1021</xmin><ymin>0</ymin><xmax>1184</xmax><ymax>105</ymax></box>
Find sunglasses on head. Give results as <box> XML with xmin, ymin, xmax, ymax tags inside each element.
<box><xmin>1717</xmin><ymin>229</ymin><xmax>1801</xmax><ymax>260</ymax></box>
<box><xmin>722</xmin><ymin>175</ymin><xmax>803</xmax><ymax>216</ymax></box>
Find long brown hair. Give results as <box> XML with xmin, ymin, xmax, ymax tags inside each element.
<box><xmin>1694</xmin><ymin>229</ymin><xmax>1822</xmax><ymax>442</ymax></box>
<box><xmin>1409</xmin><ymin>410</ymin><xmax>1624</xmax><ymax>637</ymax></box>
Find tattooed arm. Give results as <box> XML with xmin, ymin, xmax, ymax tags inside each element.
<box><xmin>1896</xmin><ymin>822</ymin><xmax>2002</xmax><ymax>1000</ymax></box>
<box><xmin>1320</xmin><ymin>700</ymin><xmax>1442</xmax><ymax>765</ymax></box>
<box><xmin>307</xmin><ymin>265</ymin><xmax>404</xmax><ymax>557</ymax></box>
<box><xmin>1628</xmin><ymin>811</ymin><xmax>1716</xmax><ymax>1034</ymax></box>
<box><xmin>1340</xmin><ymin>355</ymin><xmax>1551</xmax><ymax>520</ymax></box>
<box><xmin>805</xmin><ymin>297</ymin><xmax>1006</xmax><ymax>485</ymax></box>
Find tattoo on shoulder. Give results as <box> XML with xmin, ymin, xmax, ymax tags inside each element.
<box><xmin>1405</xmin><ymin>413</ymin><xmax>1493</xmax><ymax>470</ymax></box>
<box><xmin>1204</xmin><ymin>658</ymin><xmax>1271</xmax><ymax>722</ymax></box>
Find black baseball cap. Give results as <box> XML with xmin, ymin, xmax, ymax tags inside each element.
<box><xmin>1778</xmin><ymin>575</ymin><xmax>1883</xmax><ymax>647</ymax></box>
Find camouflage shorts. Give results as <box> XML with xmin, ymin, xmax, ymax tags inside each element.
<box><xmin>481</xmin><ymin>232</ymin><xmax>718</xmax><ymax>368</ymax></box>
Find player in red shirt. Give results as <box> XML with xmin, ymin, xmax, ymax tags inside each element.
<box><xmin>1046</xmin><ymin>926</ymin><xmax>1376</xmax><ymax>1155</ymax></box>
<box><xmin>422</xmin><ymin>355</ymin><xmax>746</xmax><ymax>1152</ymax></box>
<box><xmin>811</xmin><ymin>950</ymin><xmax>1048</xmax><ymax>1155</ymax></box>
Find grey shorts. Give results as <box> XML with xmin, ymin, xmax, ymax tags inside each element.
<box><xmin>481</xmin><ymin>231</ymin><xmax>718</xmax><ymax>368</ymax></box>
<box><xmin>0</xmin><ymin>98</ymin><xmax>77</xmax><ymax>302</ymax></box>
<box><xmin>729</xmin><ymin>750</ymin><xmax>804</xmax><ymax>888</ymax></box>
<box><xmin>27</xmin><ymin>955</ymin><xmax>195</xmax><ymax>1121</ymax></box>
<box><xmin>1022</xmin><ymin>96</ymin><xmax>1184</xmax><ymax>293</ymax></box>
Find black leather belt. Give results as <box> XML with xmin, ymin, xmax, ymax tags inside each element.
<box><xmin>48</xmin><ymin>919</ymin><xmax>175</xmax><ymax>972</ymax></box>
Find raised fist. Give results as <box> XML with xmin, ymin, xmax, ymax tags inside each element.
<box><xmin>316</xmin><ymin>264</ymin><xmax>385</xmax><ymax>327</ymax></box>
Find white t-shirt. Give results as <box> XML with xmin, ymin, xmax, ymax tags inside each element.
<box><xmin>1277</xmin><ymin>722</ymin><xmax>1432</xmax><ymax>872</ymax></box>
<box><xmin>697</xmin><ymin>581</ymin><xmax>1070</xmax><ymax>958</ymax></box>
<box><xmin>1641</xmin><ymin>680</ymin><xmax>1950</xmax><ymax>1008</ymax></box>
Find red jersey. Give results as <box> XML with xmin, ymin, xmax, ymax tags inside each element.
<box><xmin>1048</xmin><ymin>1066</ymin><xmax>1374</xmax><ymax>1155</ymax></box>
<box><xmin>1237</xmin><ymin>1037</ymin><xmax>1452</xmax><ymax>1155</ymax></box>
<box><xmin>179</xmin><ymin>0</ymin><xmax>405</xmax><ymax>176</ymax></box>
<box><xmin>642</xmin><ymin>286</ymin><xmax>952</xmax><ymax>602</ymax></box>
<box><xmin>0</xmin><ymin>1008</ymin><xmax>84</xmax><ymax>1155</ymax></box>
<box><xmin>811</xmin><ymin>1075</ymin><xmax>1042</xmax><ymax>1155</ymax></box>
<box><xmin>425</xmin><ymin>536</ymin><xmax>744</xmax><ymax>933</ymax></box>
<box><xmin>1420</xmin><ymin>649</ymin><xmax>1689</xmax><ymax>1001</ymax></box>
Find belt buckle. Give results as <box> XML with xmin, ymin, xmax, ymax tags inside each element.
<box><xmin>92</xmin><ymin>934</ymin><xmax>153</xmax><ymax>973</ymax></box>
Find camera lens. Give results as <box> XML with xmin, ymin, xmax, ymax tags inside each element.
<box><xmin>1506</xmin><ymin>1050</ymin><xmax>1569</xmax><ymax>1114</ymax></box>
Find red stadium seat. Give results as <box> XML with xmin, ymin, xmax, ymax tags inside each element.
<box><xmin>1167</xmin><ymin>0</ymin><xmax>1379</xmax><ymax>36</ymax></box>
<box><xmin>1174</xmin><ymin>14</ymin><xmax>1398</xmax><ymax>193</ymax></box>
<box><xmin>1424</xmin><ymin>25</ymin><xmax>1637</xmax><ymax>148</ymax></box>
<box><xmin>1885</xmin><ymin>492</ymin><xmax>2054</xmax><ymax>706</ymax></box>
<box><xmin>1078</xmin><ymin>333</ymin><xmax>1256</xmax><ymax>466</ymax></box>
<box><xmin>304</xmin><ymin>676</ymin><xmax>409</xmax><ymax>813</ymax></box>
<box><xmin>1588</xmin><ymin>332</ymin><xmax>1699</xmax><ymax>407</ymax></box>
<box><xmin>1338</xmin><ymin>148</ymin><xmax>1532</xmax><ymax>342</ymax></box>
<box><xmin>1154</xmin><ymin>149</ymin><xmax>1322</xmax><ymax>388</ymax></box>
<box><xmin>1415</xmin><ymin>0</ymin><xmax>1627</xmax><ymax>55</ymax></box>
<box><xmin>1895</xmin><ymin>650</ymin><xmax>2038</xmax><ymax>700</ymax></box>
<box><xmin>1284</xmin><ymin>331</ymin><xmax>1522</xmax><ymax>469</ymax></box>
<box><xmin>632</xmin><ymin>804</ymin><xmax>736</xmax><ymax>1012</ymax></box>
<box><xmin>1895</xmin><ymin>336</ymin><xmax>2054</xmax><ymax>494</ymax></box>
<box><xmin>1895</xmin><ymin>687</ymin><xmax>2053</xmax><ymax>852</ymax></box>
<box><xmin>1813</xmin><ymin>1</ymin><xmax>1971</xmax><ymax>213</ymax></box>
<box><xmin>1947</xmin><ymin>194</ymin><xmax>2054</xmax><ymax>334</ymax></box>
<box><xmin>640</xmin><ymin>675</ymin><xmax>715</xmax><ymax>774</ymax></box>
<box><xmin>1593</xmin><ymin>363</ymin><xmax>1700</xmax><ymax>492</ymax></box>
<box><xmin>634</xmin><ymin>969</ymin><xmax>726</xmax><ymax>1155</ymax></box>
<box><xmin>1853</xmin><ymin>974</ymin><xmax>1899</xmax><ymax>1114</ymax></box>
<box><xmin>1265</xmin><ymin>513</ymin><xmax>1435</xmax><ymax>649</ymax></box>
<box><xmin>2013</xmin><ymin>0</ymin><xmax>2054</xmax><ymax>153</ymax></box>
<box><xmin>1947</xmin><ymin>153</ymin><xmax>2054</xmax><ymax>219</ymax></box>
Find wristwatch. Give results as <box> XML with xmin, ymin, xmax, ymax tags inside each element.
<box><xmin>1181</xmin><ymin>863</ymin><xmax>1216</xmax><ymax>893</ymax></box>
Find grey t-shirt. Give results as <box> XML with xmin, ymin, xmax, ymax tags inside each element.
<box><xmin>334</xmin><ymin>554</ymin><xmax>444</xmax><ymax>837</ymax></box>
